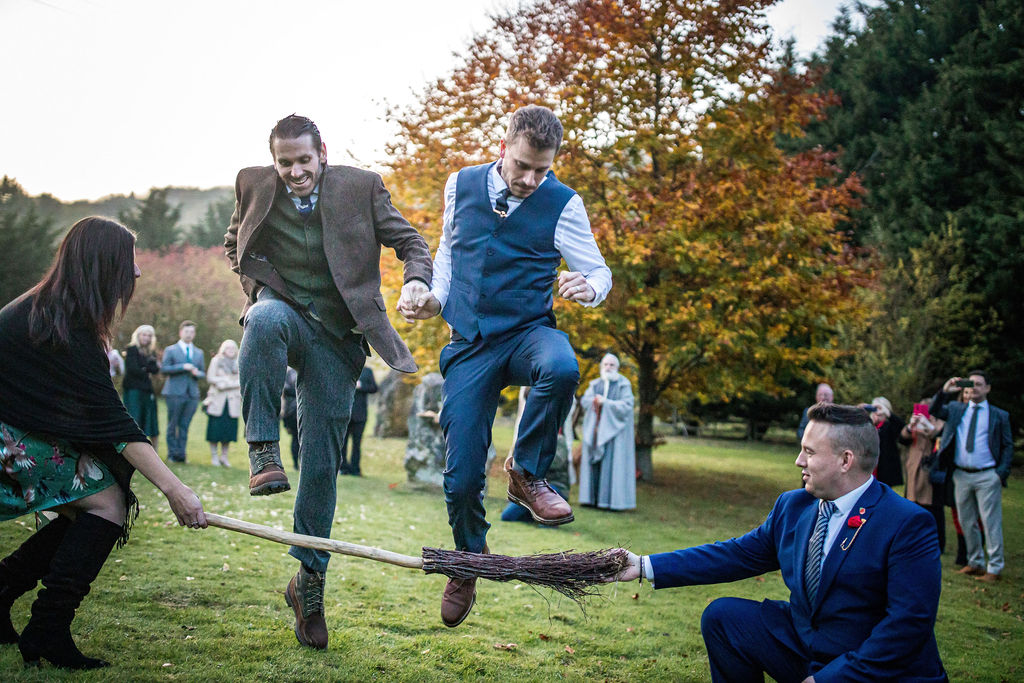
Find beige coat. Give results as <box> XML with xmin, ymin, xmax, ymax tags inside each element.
<box><xmin>901</xmin><ymin>417</ymin><xmax>944</xmax><ymax>505</ymax></box>
<box><xmin>204</xmin><ymin>356</ymin><xmax>241</xmax><ymax>418</ymax></box>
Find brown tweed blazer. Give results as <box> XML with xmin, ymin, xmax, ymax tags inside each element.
<box><xmin>225</xmin><ymin>164</ymin><xmax>431</xmax><ymax>373</ymax></box>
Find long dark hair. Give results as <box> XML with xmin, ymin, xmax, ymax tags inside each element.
<box><xmin>29</xmin><ymin>216</ymin><xmax>137</xmax><ymax>347</ymax></box>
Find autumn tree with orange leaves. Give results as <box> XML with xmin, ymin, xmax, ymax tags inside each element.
<box><xmin>383</xmin><ymin>0</ymin><xmax>868</xmax><ymax>478</ymax></box>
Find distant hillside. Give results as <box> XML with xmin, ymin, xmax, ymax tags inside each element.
<box><xmin>29</xmin><ymin>185</ymin><xmax>233</xmax><ymax>233</ymax></box>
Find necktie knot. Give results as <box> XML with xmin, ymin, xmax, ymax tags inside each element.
<box><xmin>298</xmin><ymin>195</ymin><xmax>314</xmax><ymax>216</ymax></box>
<box><xmin>494</xmin><ymin>189</ymin><xmax>510</xmax><ymax>218</ymax></box>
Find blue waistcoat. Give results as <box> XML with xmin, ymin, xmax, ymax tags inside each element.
<box><xmin>442</xmin><ymin>162</ymin><xmax>575</xmax><ymax>342</ymax></box>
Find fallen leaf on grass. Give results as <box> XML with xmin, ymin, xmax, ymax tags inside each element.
<box><xmin>388</xmin><ymin>483</ymin><xmax>399</xmax><ymax>489</ymax></box>
<box><xmin>1002</xmin><ymin>603</ymin><xmax>1011</xmax><ymax>612</ymax></box>
<box><xmin>162</xmin><ymin>663</ymin><xmax>173</xmax><ymax>667</ymax></box>
<box><xmin>626</xmin><ymin>627</ymin><xmax>634</xmax><ymax>633</ymax></box>
<box><xmin>421</xmin><ymin>648</ymin><xmax>430</xmax><ymax>654</ymax></box>
<box><xmin>632</xmin><ymin>593</ymin><xmax>639</xmax><ymax>600</ymax></box>
<box><xmin>494</xmin><ymin>643</ymin><xmax>517</xmax><ymax>651</ymax></box>
<box><xmin>564</xmin><ymin>645</ymin><xmax>575</xmax><ymax>654</ymax></box>
<box><xmin>538</xmin><ymin>633</ymin><xmax>550</xmax><ymax>641</ymax></box>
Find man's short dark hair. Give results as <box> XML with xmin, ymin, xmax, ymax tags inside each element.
<box><xmin>807</xmin><ymin>402</ymin><xmax>879</xmax><ymax>471</ymax></box>
<box><xmin>967</xmin><ymin>369</ymin><xmax>989</xmax><ymax>385</ymax></box>
<box><xmin>179</xmin><ymin>320</ymin><xmax>196</xmax><ymax>331</ymax></box>
<box><xmin>269</xmin><ymin>114</ymin><xmax>322</xmax><ymax>154</ymax></box>
<box><xmin>505</xmin><ymin>105</ymin><xmax>563</xmax><ymax>152</ymax></box>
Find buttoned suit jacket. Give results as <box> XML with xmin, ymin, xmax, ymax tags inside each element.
<box><xmin>930</xmin><ymin>391</ymin><xmax>1013</xmax><ymax>485</ymax></box>
<box><xmin>160</xmin><ymin>344</ymin><xmax>205</xmax><ymax>399</ymax></box>
<box><xmin>649</xmin><ymin>480</ymin><xmax>945</xmax><ymax>682</ymax></box>
<box><xmin>224</xmin><ymin>164</ymin><xmax>432</xmax><ymax>373</ymax></box>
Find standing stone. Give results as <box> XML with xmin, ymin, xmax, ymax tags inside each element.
<box><xmin>404</xmin><ymin>372</ymin><xmax>498</xmax><ymax>491</ymax></box>
<box><xmin>374</xmin><ymin>369</ymin><xmax>415</xmax><ymax>438</ymax></box>
<box><xmin>405</xmin><ymin>373</ymin><xmax>446</xmax><ymax>485</ymax></box>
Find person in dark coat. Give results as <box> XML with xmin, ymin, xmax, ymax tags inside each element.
<box><xmin>122</xmin><ymin>324</ymin><xmax>161</xmax><ymax>442</ymax></box>
<box><xmin>0</xmin><ymin>217</ymin><xmax>206</xmax><ymax>670</ymax></box>
<box><xmin>868</xmin><ymin>397</ymin><xmax>904</xmax><ymax>488</ymax></box>
<box><xmin>340</xmin><ymin>366</ymin><xmax>377</xmax><ymax>476</ymax></box>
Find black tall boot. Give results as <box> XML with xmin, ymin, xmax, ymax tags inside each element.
<box><xmin>18</xmin><ymin>512</ymin><xmax>122</xmax><ymax>669</ymax></box>
<box><xmin>0</xmin><ymin>515</ymin><xmax>72</xmax><ymax>643</ymax></box>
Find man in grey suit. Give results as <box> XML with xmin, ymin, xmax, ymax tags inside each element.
<box><xmin>931</xmin><ymin>370</ymin><xmax>1014</xmax><ymax>582</ymax></box>
<box><xmin>225</xmin><ymin>114</ymin><xmax>431</xmax><ymax>650</ymax></box>
<box><xmin>160</xmin><ymin>320</ymin><xmax>205</xmax><ymax>462</ymax></box>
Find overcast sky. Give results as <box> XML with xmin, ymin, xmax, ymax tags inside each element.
<box><xmin>2</xmin><ymin>0</ymin><xmax>856</xmax><ymax>201</ymax></box>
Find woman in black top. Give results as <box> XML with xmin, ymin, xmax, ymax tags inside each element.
<box><xmin>123</xmin><ymin>324</ymin><xmax>161</xmax><ymax>440</ymax></box>
<box><xmin>0</xmin><ymin>217</ymin><xmax>206</xmax><ymax>670</ymax></box>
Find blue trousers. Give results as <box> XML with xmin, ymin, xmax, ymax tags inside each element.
<box><xmin>701</xmin><ymin>598</ymin><xmax>811</xmax><ymax>683</ymax></box>
<box><xmin>439</xmin><ymin>325</ymin><xmax>579</xmax><ymax>552</ymax></box>
<box><xmin>164</xmin><ymin>396</ymin><xmax>198</xmax><ymax>461</ymax></box>
<box><xmin>239</xmin><ymin>289</ymin><xmax>363</xmax><ymax>572</ymax></box>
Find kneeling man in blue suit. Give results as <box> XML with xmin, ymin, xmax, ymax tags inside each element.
<box><xmin>614</xmin><ymin>403</ymin><xmax>946</xmax><ymax>682</ymax></box>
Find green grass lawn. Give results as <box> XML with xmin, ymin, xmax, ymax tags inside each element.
<box><xmin>1</xmin><ymin>404</ymin><xmax>1021</xmax><ymax>681</ymax></box>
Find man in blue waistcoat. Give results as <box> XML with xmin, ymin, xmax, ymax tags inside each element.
<box><xmin>402</xmin><ymin>105</ymin><xmax>612</xmax><ymax>627</ymax></box>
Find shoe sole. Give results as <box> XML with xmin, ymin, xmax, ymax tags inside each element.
<box><xmin>250</xmin><ymin>481</ymin><xmax>291</xmax><ymax>496</ymax></box>
<box><xmin>442</xmin><ymin>592</ymin><xmax>476</xmax><ymax>628</ymax></box>
<box><xmin>506</xmin><ymin>492</ymin><xmax>574</xmax><ymax>526</ymax></box>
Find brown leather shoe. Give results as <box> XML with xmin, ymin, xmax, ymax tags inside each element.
<box><xmin>441</xmin><ymin>545</ymin><xmax>489</xmax><ymax>627</ymax></box>
<box><xmin>284</xmin><ymin>566</ymin><xmax>328</xmax><ymax>649</ymax></box>
<box><xmin>975</xmin><ymin>572</ymin><xmax>1000</xmax><ymax>583</ymax></box>
<box><xmin>249</xmin><ymin>442</ymin><xmax>290</xmax><ymax>496</ymax></box>
<box><xmin>957</xmin><ymin>565</ymin><xmax>986</xmax><ymax>577</ymax></box>
<box><xmin>506</xmin><ymin>458</ymin><xmax>574</xmax><ymax>525</ymax></box>
<box><xmin>441</xmin><ymin>577</ymin><xmax>477</xmax><ymax>628</ymax></box>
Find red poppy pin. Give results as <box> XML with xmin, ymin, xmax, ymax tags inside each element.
<box><xmin>841</xmin><ymin>514</ymin><xmax>867</xmax><ymax>550</ymax></box>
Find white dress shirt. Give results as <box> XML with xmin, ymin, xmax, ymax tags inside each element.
<box><xmin>176</xmin><ymin>340</ymin><xmax>196</xmax><ymax>363</ymax></box>
<box><xmin>954</xmin><ymin>400</ymin><xmax>994</xmax><ymax>469</ymax></box>
<box><xmin>430</xmin><ymin>163</ymin><xmax>612</xmax><ymax>309</ymax></box>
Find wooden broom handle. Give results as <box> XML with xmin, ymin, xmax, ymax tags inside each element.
<box><xmin>204</xmin><ymin>513</ymin><xmax>424</xmax><ymax>570</ymax></box>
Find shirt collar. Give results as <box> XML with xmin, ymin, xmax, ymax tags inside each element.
<box><xmin>828</xmin><ymin>476</ymin><xmax>874</xmax><ymax>518</ymax></box>
<box><xmin>969</xmin><ymin>399</ymin><xmax>988</xmax><ymax>410</ymax></box>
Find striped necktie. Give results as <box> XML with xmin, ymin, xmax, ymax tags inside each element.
<box><xmin>805</xmin><ymin>499</ymin><xmax>837</xmax><ymax>604</ymax></box>
<box><xmin>298</xmin><ymin>195</ymin><xmax>313</xmax><ymax>217</ymax></box>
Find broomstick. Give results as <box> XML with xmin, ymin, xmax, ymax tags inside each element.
<box><xmin>205</xmin><ymin>513</ymin><xmax>628</xmax><ymax>604</ymax></box>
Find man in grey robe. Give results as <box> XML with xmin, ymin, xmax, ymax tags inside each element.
<box><xmin>579</xmin><ymin>353</ymin><xmax>636</xmax><ymax>510</ymax></box>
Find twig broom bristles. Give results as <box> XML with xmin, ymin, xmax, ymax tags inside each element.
<box><xmin>205</xmin><ymin>513</ymin><xmax>627</xmax><ymax>604</ymax></box>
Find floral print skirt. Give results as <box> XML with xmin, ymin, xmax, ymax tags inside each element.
<box><xmin>0</xmin><ymin>421</ymin><xmax>119</xmax><ymax>521</ymax></box>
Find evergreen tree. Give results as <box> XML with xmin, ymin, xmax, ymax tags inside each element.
<box><xmin>118</xmin><ymin>187</ymin><xmax>182</xmax><ymax>251</ymax></box>
<box><xmin>189</xmin><ymin>196</ymin><xmax>235</xmax><ymax>248</ymax></box>
<box><xmin>802</xmin><ymin>0</ymin><xmax>1024</xmax><ymax>426</ymax></box>
<box><xmin>0</xmin><ymin>176</ymin><xmax>59</xmax><ymax>306</ymax></box>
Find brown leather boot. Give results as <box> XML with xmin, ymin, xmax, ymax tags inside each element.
<box><xmin>249</xmin><ymin>442</ymin><xmax>290</xmax><ymax>496</ymax></box>
<box><xmin>440</xmin><ymin>545</ymin><xmax>488</xmax><ymax>627</ymax></box>
<box><xmin>284</xmin><ymin>566</ymin><xmax>328</xmax><ymax>649</ymax></box>
<box><xmin>506</xmin><ymin>458</ymin><xmax>574</xmax><ymax>525</ymax></box>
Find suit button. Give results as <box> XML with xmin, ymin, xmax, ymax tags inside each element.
<box><xmin>491</xmin><ymin>231</ymin><xmax>497</xmax><ymax>236</ymax></box>
<box><xmin>480</xmin><ymin>293</ymin><xmax>487</xmax><ymax>299</ymax></box>
<box><xmin>487</xmin><ymin>249</ymin><xmax>494</xmax><ymax>255</ymax></box>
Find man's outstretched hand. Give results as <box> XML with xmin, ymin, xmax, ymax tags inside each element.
<box><xmin>606</xmin><ymin>549</ymin><xmax>642</xmax><ymax>582</ymax></box>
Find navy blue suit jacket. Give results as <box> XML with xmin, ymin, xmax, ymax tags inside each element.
<box><xmin>930</xmin><ymin>391</ymin><xmax>1013</xmax><ymax>485</ymax></box>
<box><xmin>650</xmin><ymin>480</ymin><xmax>945</xmax><ymax>682</ymax></box>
